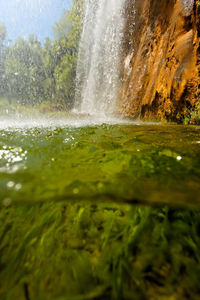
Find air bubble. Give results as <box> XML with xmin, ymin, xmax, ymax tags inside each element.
<box><xmin>176</xmin><ymin>156</ymin><xmax>182</xmax><ymax>161</ymax></box>
<box><xmin>7</xmin><ymin>181</ymin><xmax>15</xmax><ymax>188</ymax></box>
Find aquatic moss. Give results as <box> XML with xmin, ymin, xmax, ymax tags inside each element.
<box><xmin>0</xmin><ymin>202</ymin><xmax>200</xmax><ymax>299</ymax></box>
<box><xmin>0</xmin><ymin>123</ymin><xmax>200</xmax><ymax>299</ymax></box>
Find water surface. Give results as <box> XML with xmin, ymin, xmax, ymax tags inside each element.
<box><xmin>1</xmin><ymin>117</ymin><xmax>200</xmax><ymax>300</ymax></box>
<box><xmin>0</xmin><ymin>118</ymin><xmax>199</xmax><ymax>207</ymax></box>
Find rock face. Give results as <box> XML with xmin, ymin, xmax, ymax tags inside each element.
<box><xmin>120</xmin><ymin>0</ymin><xmax>200</xmax><ymax>123</ymax></box>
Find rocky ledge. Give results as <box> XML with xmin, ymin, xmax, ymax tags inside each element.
<box><xmin>120</xmin><ymin>0</ymin><xmax>200</xmax><ymax>123</ymax></box>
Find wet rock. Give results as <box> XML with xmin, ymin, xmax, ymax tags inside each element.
<box><xmin>181</xmin><ymin>0</ymin><xmax>194</xmax><ymax>16</ymax></box>
<box><xmin>120</xmin><ymin>0</ymin><xmax>200</xmax><ymax>123</ymax></box>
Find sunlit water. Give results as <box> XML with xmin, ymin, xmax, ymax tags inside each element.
<box><xmin>0</xmin><ymin>114</ymin><xmax>137</xmax><ymax>130</ymax></box>
<box><xmin>1</xmin><ymin>116</ymin><xmax>200</xmax><ymax>300</ymax></box>
<box><xmin>0</xmin><ymin>117</ymin><xmax>200</xmax><ymax>207</ymax></box>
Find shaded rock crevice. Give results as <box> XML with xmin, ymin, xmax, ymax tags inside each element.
<box><xmin>120</xmin><ymin>0</ymin><xmax>200</xmax><ymax>123</ymax></box>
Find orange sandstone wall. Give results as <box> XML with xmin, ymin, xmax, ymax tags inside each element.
<box><xmin>120</xmin><ymin>0</ymin><xmax>200</xmax><ymax>123</ymax></box>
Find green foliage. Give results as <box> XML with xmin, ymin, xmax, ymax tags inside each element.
<box><xmin>53</xmin><ymin>9</ymin><xmax>73</xmax><ymax>40</ymax></box>
<box><xmin>0</xmin><ymin>0</ymin><xmax>84</xmax><ymax>109</ymax></box>
<box><xmin>3</xmin><ymin>37</ymin><xmax>46</xmax><ymax>104</ymax></box>
<box><xmin>51</xmin><ymin>0</ymin><xmax>84</xmax><ymax>107</ymax></box>
<box><xmin>54</xmin><ymin>53</ymin><xmax>77</xmax><ymax>109</ymax></box>
<box><xmin>0</xmin><ymin>23</ymin><xmax>7</xmax><ymax>97</ymax></box>
<box><xmin>0</xmin><ymin>23</ymin><xmax>6</xmax><ymax>46</ymax></box>
<box><xmin>184</xmin><ymin>100</ymin><xmax>200</xmax><ymax>125</ymax></box>
<box><xmin>4</xmin><ymin>57</ymin><xmax>29</xmax><ymax>102</ymax></box>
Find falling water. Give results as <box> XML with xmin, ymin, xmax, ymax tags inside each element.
<box><xmin>75</xmin><ymin>0</ymin><xmax>126</xmax><ymax>116</ymax></box>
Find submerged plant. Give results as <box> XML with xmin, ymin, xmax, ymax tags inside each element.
<box><xmin>0</xmin><ymin>202</ymin><xmax>200</xmax><ymax>300</ymax></box>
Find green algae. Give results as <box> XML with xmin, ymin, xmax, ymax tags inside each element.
<box><xmin>0</xmin><ymin>124</ymin><xmax>200</xmax><ymax>206</ymax></box>
<box><xmin>0</xmin><ymin>123</ymin><xmax>200</xmax><ymax>299</ymax></box>
<box><xmin>1</xmin><ymin>202</ymin><xmax>200</xmax><ymax>300</ymax></box>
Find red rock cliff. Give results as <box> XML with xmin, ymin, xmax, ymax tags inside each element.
<box><xmin>120</xmin><ymin>0</ymin><xmax>200</xmax><ymax>123</ymax></box>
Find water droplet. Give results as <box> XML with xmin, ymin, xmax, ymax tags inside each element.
<box><xmin>13</xmin><ymin>156</ymin><xmax>23</xmax><ymax>162</ymax></box>
<box><xmin>15</xmin><ymin>184</ymin><xmax>22</xmax><ymax>191</ymax></box>
<box><xmin>7</xmin><ymin>181</ymin><xmax>15</xmax><ymax>188</ymax></box>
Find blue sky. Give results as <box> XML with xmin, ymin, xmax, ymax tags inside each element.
<box><xmin>0</xmin><ymin>0</ymin><xmax>71</xmax><ymax>43</ymax></box>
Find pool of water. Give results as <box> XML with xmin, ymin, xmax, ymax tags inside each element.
<box><xmin>0</xmin><ymin>118</ymin><xmax>200</xmax><ymax>207</ymax></box>
<box><xmin>0</xmin><ymin>117</ymin><xmax>200</xmax><ymax>300</ymax></box>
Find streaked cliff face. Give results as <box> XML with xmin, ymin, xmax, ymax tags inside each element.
<box><xmin>120</xmin><ymin>0</ymin><xmax>200</xmax><ymax>123</ymax></box>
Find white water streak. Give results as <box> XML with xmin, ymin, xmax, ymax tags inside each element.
<box><xmin>75</xmin><ymin>0</ymin><xmax>126</xmax><ymax>116</ymax></box>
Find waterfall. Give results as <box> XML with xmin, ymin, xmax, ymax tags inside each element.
<box><xmin>75</xmin><ymin>0</ymin><xmax>126</xmax><ymax>116</ymax></box>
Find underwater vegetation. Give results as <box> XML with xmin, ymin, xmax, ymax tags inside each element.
<box><xmin>0</xmin><ymin>123</ymin><xmax>200</xmax><ymax>299</ymax></box>
<box><xmin>0</xmin><ymin>202</ymin><xmax>200</xmax><ymax>300</ymax></box>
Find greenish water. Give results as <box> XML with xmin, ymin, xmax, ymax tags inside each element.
<box><xmin>0</xmin><ymin>119</ymin><xmax>200</xmax><ymax>299</ymax></box>
<box><xmin>0</xmin><ymin>121</ymin><xmax>200</xmax><ymax>206</ymax></box>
